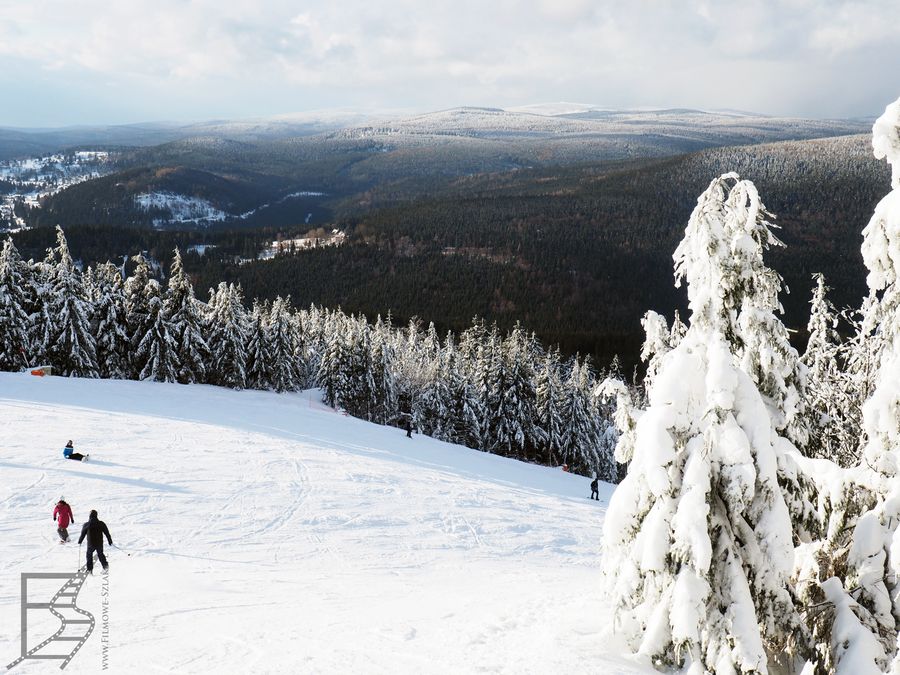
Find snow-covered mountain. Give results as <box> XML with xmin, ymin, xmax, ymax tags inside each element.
<box><xmin>0</xmin><ymin>374</ymin><xmax>644</xmax><ymax>673</ymax></box>
<box><xmin>334</xmin><ymin>106</ymin><xmax>869</xmax><ymax>146</ymax></box>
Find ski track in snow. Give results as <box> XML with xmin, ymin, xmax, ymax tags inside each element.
<box><xmin>0</xmin><ymin>373</ymin><xmax>649</xmax><ymax>674</ymax></box>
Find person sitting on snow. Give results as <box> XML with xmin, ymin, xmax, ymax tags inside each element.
<box><xmin>53</xmin><ymin>497</ymin><xmax>74</xmax><ymax>542</ymax></box>
<box><xmin>63</xmin><ymin>440</ymin><xmax>87</xmax><ymax>462</ymax></box>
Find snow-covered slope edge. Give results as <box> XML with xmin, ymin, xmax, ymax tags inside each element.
<box><xmin>0</xmin><ymin>373</ymin><xmax>646</xmax><ymax>674</ymax></box>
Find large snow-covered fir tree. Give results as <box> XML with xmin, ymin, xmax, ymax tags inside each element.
<box><xmin>825</xmin><ymin>96</ymin><xmax>900</xmax><ymax>674</ymax></box>
<box><xmin>800</xmin><ymin>274</ymin><xmax>863</xmax><ymax>465</ymax></box>
<box><xmin>535</xmin><ymin>348</ymin><xmax>566</xmax><ymax>466</ymax></box>
<box><xmin>0</xmin><ymin>238</ymin><xmax>31</xmax><ymax>371</ymax></box>
<box><xmin>494</xmin><ymin>324</ymin><xmax>539</xmax><ymax>461</ymax></box>
<box><xmin>366</xmin><ymin>316</ymin><xmax>398</xmax><ymax>425</ymax></box>
<box><xmin>602</xmin><ymin>173</ymin><xmax>808</xmax><ymax>673</ymax></box>
<box><xmin>858</xmin><ymin>97</ymin><xmax>900</xmax><ymax>481</ymax></box>
<box><xmin>206</xmin><ymin>282</ymin><xmax>249</xmax><ymax>390</ymax></box>
<box><xmin>559</xmin><ymin>357</ymin><xmax>604</xmax><ymax>476</ymax></box>
<box><xmin>245</xmin><ymin>301</ymin><xmax>274</xmax><ymax>391</ymax></box>
<box><xmin>26</xmin><ymin>255</ymin><xmax>54</xmax><ymax>366</ymax></box>
<box><xmin>89</xmin><ymin>262</ymin><xmax>130</xmax><ymax>380</ymax></box>
<box><xmin>45</xmin><ymin>227</ymin><xmax>98</xmax><ymax>378</ymax></box>
<box><xmin>124</xmin><ymin>254</ymin><xmax>153</xmax><ymax>379</ymax></box>
<box><xmin>165</xmin><ymin>249</ymin><xmax>210</xmax><ymax>385</ymax></box>
<box><xmin>135</xmin><ymin>279</ymin><xmax>179</xmax><ymax>383</ymax></box>
<box><xmin>268</xmin><ymin>296</ymin><xmax>300</xmax><ymax>393</ymax></box>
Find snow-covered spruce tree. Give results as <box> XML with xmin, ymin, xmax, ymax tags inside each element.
<box><xmin>268</xmin><ymin>296</ymin><xmax>299</xmax><ymax>393</ymax></box>
<box><xmin>124</xmin><ymin>254</ymin><xmax>153</xmax><ymax>379</ymax></box>
<box><xmin>859</xmin><ymin>99</ymin><xmax>900</xmax><ymax>480</ymax></box>
<box><xmin>134</xmin><ymin>279</ymin><xmax>179</xmax><ymax>383</ymax></box>
<box><xmin>165</xmin><ymin>249</ymin><xmax>210</xmax><ymax>385</ymax></box>
<box><xmin>367</xmin><ymin>316</ymin><xmax>398</xmax><ymax>424</ymax></box>
<box><xmin>26</xmin><ymin>254</ymin><xmax>54</xmax><ymax>366</ymax></box>
<box><xmin>640</xmin><ymin>311</ymin><xmax>675</xmax><ymax>390</ymax></box>
<box><xmin>494</xmin><ymin>323</ymin><xmax>539</xmax><ymax>461</ymax></box>
<box><xmin>418</xmin><ymin>341</ymin><xmax>454</xmax><ymax>440</ymax></box>
<box><xmin>473</xmin><ymin>324</ymin><xmax>503</xmax><ymax>453</ymax></box>
<box><xmin>592</xmin><ymin>377</ymin><xmax>621</xmax><ymax>482</ymax></box>
<box><xmin>559</xmin><ymin>357</ymin><xmax>604</xmax><ymax>476</ymax></box>
<box><xmin>442</xmin><ymin>337</ymin><xmax>481</xmax><ymax>446</ymax></box>
<box><xmin>0</xmin><ymin>238</ymin><xmax>32</xmax><ymax>371</ymax></box>
<box><xmin>298</xmin><ymin>304</ymin><xmax>326</xmax><ymax>389</ymax></box>
<box><xmin>206</xmin><ymin>282</ymin><xmax>249</xmax><ymax>390</ymax></box>
<box><xmin>817</xmin><ymin>97</ymin><xmax>900</xmax><ymax>674</ymax></box>
<box><xmin>46</xmin><ymin>226</ymin><xmax>98</xmax><ymax>378</ymax></box>
<box><xmin>602</xmin><ymin>173</ymin><xmax>809</xmax><ymax>672</ymax></box>
<box><xmin>393</xmin><ymin>319</ymin><xmax>431</xmax><ymax>431</ymax></box>
<box><xmin>89</xmin><ymin>262</ymin><xmax>129</xmax><ymax>379</ymax></box>
<box><xmin>245</xmin><ymin>301</ymin><xmax>273</xmax><ymax>391</ymax></box>
<box><xmin>344</xmin><ymin>319</ymin><xmax>376</xmax><ymax>419</ymax></box>
<box><xmin>535</xmin><ymin>347</ymin><xmax>566</xmax><ymax>466</ymax></box>
<box><xmin>680</xmin><ymin>178</ymin><xmax>809</xmax><ymax>451</ymax></box>
<box><xmin>800</xmin><ymin>274</ymin><xmax>859</xmax><ymax>465</ymax></box>
<box><xmin>456</xmin><ymin>320</ymin><xmax>489</xmax><ymax>448</ymax></box>
<box><xmin>318</xmin><ymin>313</ymin><xmax>350</xmax><ymax>408</ymax></box>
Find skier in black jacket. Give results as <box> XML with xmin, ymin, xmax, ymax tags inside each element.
<box><xmin>78</xmin><ymin>510</ymin><xmax>113</xmax><ymax>574</ymax></box>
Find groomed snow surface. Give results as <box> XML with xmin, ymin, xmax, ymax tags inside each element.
<box><xmin>0</xmin><ymin>374</ymin><xmax>645</xmax><ymax>674</ymax></box>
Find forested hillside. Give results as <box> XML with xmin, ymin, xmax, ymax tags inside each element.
<box><xmin>195</xmin><ymin>135</ymin><xmax>890</xmax><ymax>369</ymax></box>
<box><xmin>10</xmin><ymin>134</ymin><xmax>887</xmax><ymax>371</ymax></box>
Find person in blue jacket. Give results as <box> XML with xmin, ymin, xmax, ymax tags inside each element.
<box><xmin>63</xmin><ymin>440</ymin><xmax>88</xmax><ymax>462</ymax></box>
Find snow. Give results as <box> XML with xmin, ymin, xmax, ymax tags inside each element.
<box><xmin>135</xmin><ymin>192</ymin><xmax>228</xmax><ymax>226</ymax></box>
<box><xmin>135</xmin><ymin>189</ymin><xmax>327</xmax><ymax>228</ymax></box>
<box><xmin>821</xmin><ymin>577</ymin><xmax>886</xmax><ymax>674</ymax></box>
<box><xmin>0</xmin><ymin>151</ymin><xmax>112</xmax><ymax>231</ymax></box>
<box><xmin>185</xmin><ymin>244</ymin><xmax>216</xmax><ymax>256</ymax></box>
<box><xmin>257</xmin><ymin>230</ymin><xmax>346</xmax><ymax>260</ymax></box>
<box><xmin>873</xmin><ymin>97</ymin><xmax>900</xmax><ymax>189</ymax></box>
<box><xmin>0</xmin><ymin>373</ymin><xmax>647</xmax><ymax>674</ymax></box>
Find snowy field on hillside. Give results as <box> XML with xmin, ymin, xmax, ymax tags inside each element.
<box><xmin>0</xmin><ymin>374</ymin><xmax>646</xmax><ymax>674</ymax></box>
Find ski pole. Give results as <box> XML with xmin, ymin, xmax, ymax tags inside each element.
<box><xmin>111</xmin><ymin>543</ymin><xmax>131</xmax><ymax>557</ymax></box>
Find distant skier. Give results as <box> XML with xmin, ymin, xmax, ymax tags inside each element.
<box><xmin>590</xmin><ymin>478</ymin><xmax>599</xmax><ymax>501</ymax></box>
<box><xmin>405</xmin><ymin>419</ymin><xmax>413</xmax><ymax>438</ymax></box>
<box><xmin>62</xmin><ymin>440</ymin><xmax>88</xmax><ymax>462</ymax></box>
<box><xmin>78</xmin><ymin>510</ymin><xmax>112</xmax><ymax>574</ymax></box>
<box><xmin>53</xmin><ymin>497</ymin><xmax>74</xmax><ymax>542</ymax></box>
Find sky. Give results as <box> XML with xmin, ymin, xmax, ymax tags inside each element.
<box><xmin>0</xmin><ymin>0</ymin><xmax>898</xmax><ymax>127</ymax></box>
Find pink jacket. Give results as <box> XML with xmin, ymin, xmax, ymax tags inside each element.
<box><xmin>53</xmin><ymin>502</ymin><xmax>74</xmax><ymax>528</ymax></box>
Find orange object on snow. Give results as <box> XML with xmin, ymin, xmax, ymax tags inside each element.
<box><xmin>29</xmin><ymin>365</ymin><xmax>52</xmax><ymax>377</ymax></box>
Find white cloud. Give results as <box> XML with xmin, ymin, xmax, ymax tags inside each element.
<box><xmin>0</xmin><ymin>0</ymin><xmax>897</xmax><ymax>124</ymax></box>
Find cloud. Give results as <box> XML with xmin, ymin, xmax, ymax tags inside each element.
<box><xmin>0</xmin><ymin>0</ymin><xmax>897</xmax><ymax>124</ymax></box>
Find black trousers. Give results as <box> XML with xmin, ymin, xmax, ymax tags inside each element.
<box><xmin>86</xmin><ymin>545</ymin><xmax>108</xmax><ymax>571</ymax></box>
<box><xmin>67</xmin><ymin>453</ymin><xmax>85</xmax><ymax>461</ymax></box>
<box><xmin>591</xmin><ymin>490</ymin><xmax>599</xmax><ymax>500</ymax></box>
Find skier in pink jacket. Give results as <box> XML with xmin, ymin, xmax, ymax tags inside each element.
<box><xmin>53</xmin><ymin>498</ymin><xmax>74</xmax><ymax>543</ymax></box>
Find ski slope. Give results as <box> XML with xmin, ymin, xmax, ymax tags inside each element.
<box><xmin>0</xmin><ymin>373</ymin><xmax>647</xmax><ymax>674</ymax></box>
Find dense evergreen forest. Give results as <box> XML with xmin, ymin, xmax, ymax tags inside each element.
<box><xmin>10</xmin><ymin>135</ymin><xmax>887</xmax><ymax>371</ymax></box>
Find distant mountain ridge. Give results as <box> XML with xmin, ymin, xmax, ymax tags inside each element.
<box><xmin>0</xmin><ymin>105</ymin><xmax>871</xmax><ymax>161</ymax></box>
